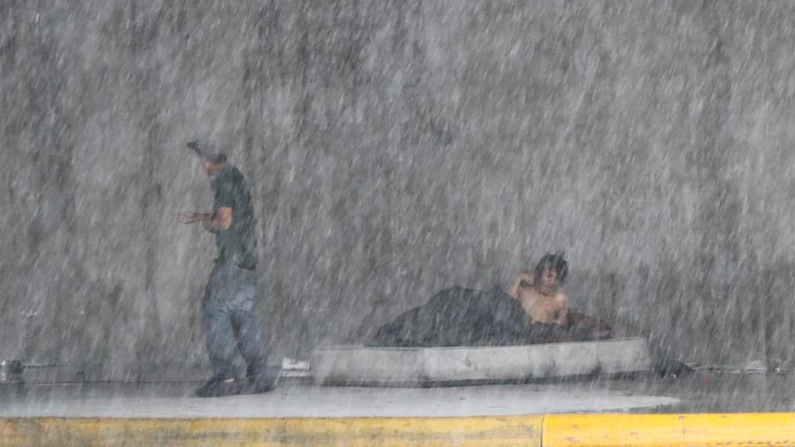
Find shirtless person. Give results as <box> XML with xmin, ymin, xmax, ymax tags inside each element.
<box><xmin>508</xmin><ymin>252</ymin><xmax>611</xmax><ymax>341</ymax></box>
<box><xmin>507</xmin><ymin>252</ymin><xmax>570</xmax><ymax>326</ymax></box>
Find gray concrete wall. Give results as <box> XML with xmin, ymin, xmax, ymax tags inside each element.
<box><xmin>2</xmin><ymin>0</ymin><xmax>795</xmax><ymax>374</ymax></box>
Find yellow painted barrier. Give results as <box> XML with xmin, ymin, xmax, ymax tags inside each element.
<box><xmin>543</xmin><ymin>413</ymin><xmax>795</xmax><ymax>447</ymax></box>
<box><xmin>2</xmin><ymin>414</ymin><xmax>795</xmax><ymax>446</ymax></box>
<box><xmin>0</xmin><ymin>416</ymin><xmax>543</xmax><ymax>447</ymax></box>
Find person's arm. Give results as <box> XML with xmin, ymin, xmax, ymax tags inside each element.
<box><xmin>202</xmin><ymin>207</ymin><xmax>233</xmax><ymax>232</ymax></box>
<box><xmin>507</xmin><ymin>271</ymin><xmax>534</xmax><ymax>299</ymax></box>
<box><xmin>177</xmin><ymin>207</ymin><xmax>233</xmax><ymax>232</ymax></box>
<box><xmin>554</xmin><ymin>293</ymin><xmax>570</xmax><ymax>326</ymax></box>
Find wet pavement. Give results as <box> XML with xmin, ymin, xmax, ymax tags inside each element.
<box><xmin>0</xmin><ymin>370</ymin><xmax>792</xmax><ymax>418</ymax></box>
<box><xmin>636</xmin><ymin>370</ymin><xmax>795</xmax><ymax>414</ymax></box>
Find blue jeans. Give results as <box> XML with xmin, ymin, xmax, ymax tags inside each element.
<box><xmin>202</xmin><ymin>263</ymin><xmax>268</xmax><ymax>380</ymax></box>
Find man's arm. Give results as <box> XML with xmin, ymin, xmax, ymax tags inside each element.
<box><xmin>202</xmin><ymin>207</ymin><xmax>233</xmax><ymax>232</ymax></box>
<box><xmin>177</xmin><ymin>208</ymin><xmax>233</xmax><ymax>232</ymax></box>
<box><xmin>507</xmin><ymin>271</ymin><xmax>534</xmax><ymax>299</ymax></box>
<box><xmin>554</xmin><ymin>292</ymin><xmax>570</xmax><ymax>326</ymax></box>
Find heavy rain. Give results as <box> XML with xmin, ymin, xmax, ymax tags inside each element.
<box><xmin>2</xmin><ymin>0</ymin><xmax>795</xmax><ymax>444</ymax></box>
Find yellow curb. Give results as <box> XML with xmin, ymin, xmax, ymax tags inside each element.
<box><xmin>543</xmin><ymin>413</ymin><xmax>795</xmax><ymax>447</ymax></box>
<box><xmin>3</xmin><ymin>414</ymin><xmax>795</xmax><ymax>446</ymax></box>
<box><xmin>0</xmin><ymin>416</ymin><xmax>543</xmax><ymax>447</ymax></box>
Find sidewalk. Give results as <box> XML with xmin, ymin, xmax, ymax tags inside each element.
<box><xmin>1</xmin><ymin>372</ymin><xmax>794</xmax><ymax>446</ymax></box>
<box><xmin>0</xmin><ymin>381</ymin><xmax>679</xmax><ymax>418</ymax></box>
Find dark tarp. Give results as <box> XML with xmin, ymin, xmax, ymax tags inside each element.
<box><xmin>368</xmin><ymin>286</ymin><xmax>593</xmax><ymax>347</ymax></box>
<box><xmin>367</xmin><ymin>286</ymin><xmax>695</xmax><ymax>377</ymax></box>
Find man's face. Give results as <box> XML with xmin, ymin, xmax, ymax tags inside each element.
<box><xmin>199</xmin><ymin>157</ymin><xmax>214</xmax><ymax>176</ymax></box>
<box><xmin>537</xmin><ymin>268</ymin><xmax>559</xmax><ymax>295</ymax></box>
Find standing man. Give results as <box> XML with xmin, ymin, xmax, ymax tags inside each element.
<box><xmin>178</xmin><ymin>141</ymin><xmax>274</xmax><ymax>397</ymax></box>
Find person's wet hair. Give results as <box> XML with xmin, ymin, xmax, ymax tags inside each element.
<box><xmin>534</xmin><ymin>252</ymin><xmax>568</xmax><ymax>284</ymax></box>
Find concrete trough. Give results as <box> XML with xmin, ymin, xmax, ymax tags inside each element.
<box><xmin>312</xmin><ymin>337</ymin><xmax>652</xmax><ymax>386</ymax></box>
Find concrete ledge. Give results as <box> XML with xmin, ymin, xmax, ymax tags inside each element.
<box><xmin>3</xmin><ymin>414</ymin><xmax>795</xmax><ymax>446</ymax></box>
<box><xmin>312</xmin><ymin>338</ymin><xmax>652</xmax><ymax>386</ymax></box>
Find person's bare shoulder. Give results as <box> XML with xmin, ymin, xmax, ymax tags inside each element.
<box><xmin>554</xmin><ymin>291</ymin><xmax>570</xmax><ymax>306</ymax></box>
<box><xmin>515</xmin><ymin>285</ymin><xmax>534</xmax><ymax>303</ymax></box>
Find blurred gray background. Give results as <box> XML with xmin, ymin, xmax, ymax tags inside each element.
<box><xmin>2</xmin><ymin>0</ymin><xmax>794</xmax><ymax>377</ymax></box>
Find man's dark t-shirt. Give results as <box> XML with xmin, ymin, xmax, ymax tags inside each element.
<box><xmin>211</xmin><ymin>165</ymin><xmax>258</xmax><ymax>270</ymax></box>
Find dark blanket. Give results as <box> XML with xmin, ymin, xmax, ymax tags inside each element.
<box><xmin>368</xmin><ymin>286</ymin><xmax>581</xmax><ymax>347</ymax></box>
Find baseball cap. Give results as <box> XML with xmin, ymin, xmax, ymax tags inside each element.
<box><xmin>185</xmin><ymin>141</ymin><xmax>227</xmax><ymax>164</ymax></box>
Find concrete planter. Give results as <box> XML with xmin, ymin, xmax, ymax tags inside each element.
<box><xmin>312</xmin><ymin>338</ymin><xmax>652</xmax><ymax>386</ymax></box>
